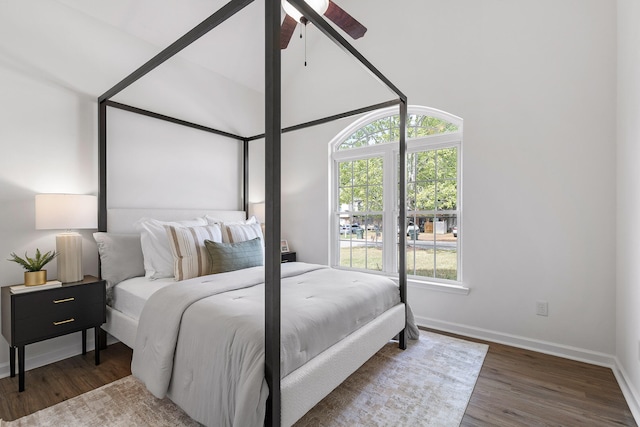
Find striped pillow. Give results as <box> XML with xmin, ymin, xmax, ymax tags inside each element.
<box><xmin>223</xmin><ymin>221</ymin><xmax>264</xmax><ymax>245</ymax></box>
<box><xmin>165</xmin><ymin>224</ymin><xmax>223</xmax><ymax>281</ymax></box>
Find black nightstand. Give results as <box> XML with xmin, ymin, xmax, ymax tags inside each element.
<box><xmin>281</xmin><ymin>252</ymin><xmax>297</xmax><ymax>263</ymax></box>
<box><xmin>1</xmin><ymin>275</ymin><xmax>106</xmax><ymax>392</ymax></box>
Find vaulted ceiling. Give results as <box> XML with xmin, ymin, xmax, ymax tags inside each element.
<box><xmin>57</xmin><ymin>0</ymin><xmax>267</xmax><ymax>93</ymax></box>
<box><xmin>0</xmin><ymin>0</ymin><xmax>395</xmax><ymax>135</ymax></box>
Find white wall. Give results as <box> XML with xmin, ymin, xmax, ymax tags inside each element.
<box><xmin>617</xmin><ymin>0</ymin><xmax>640</xmax><ymax>417</ymax></box>
<box><xmin>0</xmin><ymin>63</ymin><xmax>101</xmax><ymax>371</ymax></box>
<box><xmin>273</xmin><ymin>0</ymin><xmax>618</xmax><ymax>358</ymax></box>
<box><xmin>106</xmin><ymin>108</ymin><xmax>243</xmax><ymax>210</ymax></box>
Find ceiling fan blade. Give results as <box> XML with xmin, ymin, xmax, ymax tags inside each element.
<box><xmin>281</xmin><ymin>14</ymin><xmax>298</xmax><ymax>49</ymax></box>
<box><xmin>324</xmin><ymin>1</ymin><xmax>367</xmax><ymax>40</ymax></box>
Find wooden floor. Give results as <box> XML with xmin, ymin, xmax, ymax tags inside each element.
<box><xmin>0</xmin><ymin>343</ymin><xmax>132</xmax><ymax>422</ymax></box>
<box><xmin>0</xmin><ymin>334</ymin><xmax>636</xmax><ymax>426</ymax></box>
<box><xmin>446</xmin><ymin>331</ymin><xmax>637</xmax><ymax>427</ymax></box>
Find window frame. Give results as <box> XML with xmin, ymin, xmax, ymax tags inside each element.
<box><xmin>330</xmin><ymin>105</ymin><xmax>466</xmax><ymax>292</ymax></box>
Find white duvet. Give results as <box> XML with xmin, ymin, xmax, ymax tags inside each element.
<box><xmin>131</xmin><ymin>262</ymin><xmax>403</xmax><ymax>427</ymax></box>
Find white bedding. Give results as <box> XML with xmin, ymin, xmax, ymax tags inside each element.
<box><xmin>131</xmin><ymin>262</ymin><xmax>405</xmax><ymax>427</ymax></box>
<box><xmin>111</xmin><ymin>276</ymin><xmax>173</xmax><ymax>319</ymax></box>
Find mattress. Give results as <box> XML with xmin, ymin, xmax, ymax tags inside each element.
<box><xmin>111</xmin><ymin>276</ymin><xmax>174</xmax><ymax>320</ymax></box>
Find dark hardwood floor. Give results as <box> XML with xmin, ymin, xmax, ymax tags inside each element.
<box><xmin>445</xmin><ymin>331</ymin><xmax>637</xmax><ymax>427</ymax></box>
<box><xmin>0</xmin><ymin>334</ymin><xmax>636</xmax><ymax>425</ymax></box>
<box><xmin>0</xmin><ymin>343</ymin><xmax>132</xmax><ymax>422</ymax></box>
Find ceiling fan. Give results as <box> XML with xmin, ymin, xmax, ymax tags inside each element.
<box><xmin>280</xmin><ymin>0</ymin><xmax>367</xmax><ymax>49</ymax></box>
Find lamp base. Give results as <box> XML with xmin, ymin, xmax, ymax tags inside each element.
<box><xmin>56</xmin><ymin>232</ymin><xmax>83</xmax><ymax>283</ymax></box>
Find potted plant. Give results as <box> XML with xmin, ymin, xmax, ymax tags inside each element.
<box><xmin>8</xmin><ymin>249</ymin><xmax>58</xmax><ymax>286</ymax></box>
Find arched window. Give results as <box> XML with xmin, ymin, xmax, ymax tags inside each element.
<box><xmin>331</xmin><ymin>106</ymin><xmax>463</xmax><ymax>285</ymax></box>
<box><xmin>338</xmin><ymin>114</ymin><xmax>459</xmax><ymax>150</ymax></box>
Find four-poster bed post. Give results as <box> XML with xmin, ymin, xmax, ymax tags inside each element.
<box><xmin>399</xmin><ymin>99</ymin><xmax>407</xmax><ymax>349</ymax></box>
<box><xmin>264</xmin><ymin>0</ymin><xmax>282</xmax><ymax>422</ymax></box>
<box><xmin>97</xmin><ymin>1</ymin><xmax>408</xmax><ymax>425</ymax></box>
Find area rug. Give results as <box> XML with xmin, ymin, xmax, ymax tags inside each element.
<box><xmin>2</xmin><ymin>331</ymin><xmax>487</xmax><ymax>427</ymax></box>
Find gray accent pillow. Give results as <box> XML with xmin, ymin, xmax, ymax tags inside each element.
<box><xmin>204</xmin><ymin>237</ymin><xmax>264</xmax><ymax>274</ymax></box>
<box><xmin>93</xmin><ymin>232</ymin><xmax>145</xmax><ymax>304</ymax></box>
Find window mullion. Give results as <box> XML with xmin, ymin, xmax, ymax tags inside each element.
<box><xmin>331</xmin><ymin>159</ymin><xmax>340</xmax><ymax>267</ymax></box>
<box><xmin>383</xmin><ymin>149</ymin><xmax>396</xmax><ymax>273</ymax></box>
<box><xmin>364</xmin><ymin>159</ymin><xmax>369</xmax><ymax>270</ymax></box>
<box><xmin>433</xmin><ymin>150</ymin><xmax>438</xmax><ymax>276</ymax></box>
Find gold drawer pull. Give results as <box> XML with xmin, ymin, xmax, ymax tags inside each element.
<box><xmin>53</xmin><ymin>318</ymin><xmax>75</xmax><ymax>326</ymax></box>
<box><xmin>53</xmin><ymin>297</ymin><xmax>75</xmax><ymax>304</ymax></box>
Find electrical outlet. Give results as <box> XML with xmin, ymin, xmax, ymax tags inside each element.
<box><xmin>536</xmin><ymin>301</ymin><xmax>548</xmax><ymax>316</ymax></box>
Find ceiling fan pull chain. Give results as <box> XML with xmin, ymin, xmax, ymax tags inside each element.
<box><xmin>304</xmin><ymin>23</ymin><xmax>308</xmax><ymax>66</ymax></box>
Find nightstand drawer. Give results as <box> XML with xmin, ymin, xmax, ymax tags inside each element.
<box><xmin>281</xmin><ymin>252</ymin><xmax>296</xmax><ymax>263</ymax></box>
<box><xmin>12</xmin><ymin>283</ymin><xmax>103</xmax><ymax>321</ymax></box>
<box><xmin>13</xmin><ymin>302</ymin><xmax>104</xmax><ymax>346</ymax></box>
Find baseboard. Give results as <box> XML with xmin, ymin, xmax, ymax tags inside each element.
<box><xmin>416</xmin><ymin>315</ymin><xmax>640</xmax><ymax>425</ymax></box>
<box><xmin>416</xmin><ymin>316</ymin><xmax>618</xmax><ymax>367</ymax></box>
<box><xmin>612</xmin><ymin>358</ymin><xmax>640</xmax><ymax>423</ymax></box>
<box><xmin>0</xmin><ymin>334</ymin><xmax>97</xmax><ymax>380</ymax></box>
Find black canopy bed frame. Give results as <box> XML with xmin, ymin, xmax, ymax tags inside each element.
<box><xmin>97</xmin><ymin>0</ymin><xmax>408</xmax><ymax>425</ymax></box>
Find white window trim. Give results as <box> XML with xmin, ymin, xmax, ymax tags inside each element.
<box><xmin>330</xmin><ymin>106</ymin><xmax>466</xmax><ymax>292</ymax></box>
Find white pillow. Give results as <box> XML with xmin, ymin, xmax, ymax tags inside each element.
<box><xmin>205</xmin><ymin>215</ymin><xmax>257</xmax><ymax>232</ymax></box>
<box><xmin>135</xmin><ymin>217</ymin><xmax>206</xmax><ymax>279</ymax></box>
<box><xmin>203</xmin><ymin>214</ymin><xmax>223</xmax><ymax>227</ymax></box>
<box><xmin>165</xmin><ymin>224</ymin><xmax>223</xmax><ymax>281</ymax></box>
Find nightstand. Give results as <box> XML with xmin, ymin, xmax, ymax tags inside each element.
<box><xmin>1</xmin><ymin>275</ymin><xmax>106</xmax><ymax>392</ymax></box>
<box><xmin>281</xmin><ymin>252</ymin><xmax>297</xmax><ymax>263</ymax></box>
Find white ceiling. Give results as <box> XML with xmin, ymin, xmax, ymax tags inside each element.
<box><xmin>0</xmin><ymin>0</ymin><xmax>396</xmax><ymax>134</ymax></box>
<box><xmin>52</xmin><ymin>0</ymin><xmax>377</xmax><ymax>95</ymax></box>
<box><xmin>55</xmin><ymin>0</ymin><xmax>268</xmax><ymax>93</ymax></box>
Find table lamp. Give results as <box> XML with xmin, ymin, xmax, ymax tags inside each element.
<box><xmin>35</xmin><ymin>194</ymin><xmax>98</xmax><ymax>283</ymax></box>
<box><xmin>249</xmin><ymin>202</ymin><xmax>265</xmax><ymax>224</ymax></box>
<box><xmin>249</xmin><ymin>202</ymin><xmax>266</xmax><ymax>236</ymax></box>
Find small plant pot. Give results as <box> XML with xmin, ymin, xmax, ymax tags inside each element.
<box><xmin>24</xmin><ymin>270</ymin><xmax>47</xmax><ymax>287</ymax></box>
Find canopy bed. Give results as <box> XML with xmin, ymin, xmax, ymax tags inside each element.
<box><xmin>97</xmin><ymin>1</ymin><xmax>409</xmax><ymax>425</ymax></box>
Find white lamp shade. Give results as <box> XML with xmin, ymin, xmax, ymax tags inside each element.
<box><xmin>282</xmin><ymin>0</ymin><xmax>329</xmax><ymax>23</ymax></box>
<box><xmin>249</xmin><ymin>202</ymin><xmax>266</xmax><ymax>224</ymax></box>
<box><xmin>35</xmin><ymin>194</ymin><xmax>97</xmax><ymax>230</ymax></box>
